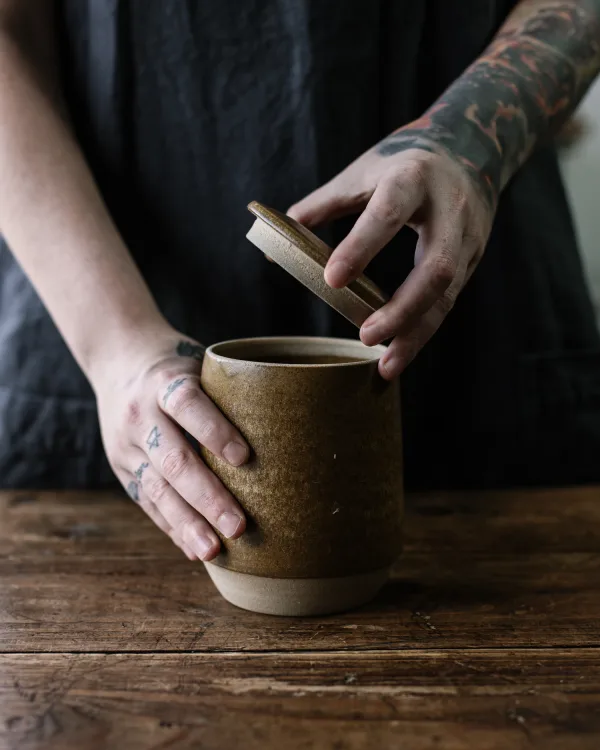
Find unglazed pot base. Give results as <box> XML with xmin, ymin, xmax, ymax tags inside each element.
<box><xmin>205</xmin><ymin>562</ymin><xmax>390</xmax><ymax>617</ymax></box>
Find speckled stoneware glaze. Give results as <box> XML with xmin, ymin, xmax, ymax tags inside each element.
<box><xmin>201</xmin><ymin>337</ymin><xmax>404</xmax><ymax>616</ymax></box>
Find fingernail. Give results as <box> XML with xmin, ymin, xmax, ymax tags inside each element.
<box><xmin>381</xmin><ymin>355</ymin><xmax>399</xmax><ymax>379</ymax></box>
<box><xmin>223</xmin><ymin>441</ymin><xmax>249</xmax><ymax>466</ymax></box>
<box><xmin>360</xmin><ymin>315</ymin><xmax>381</xmax><ymax>343</ymax></box>
<box><xmin>217</xmin><ymin>511</ymin><xmax>243</xmax><ymax>538</ymax></box>
<box><xmin>192</xmin><ymin>531</ymin><xmax>218</xmax><ymax>560</ymax></box>
<box><xmin>325</xmin><ymin>260</ymin><xmax>353</xmax><ymax>287</ymax></box>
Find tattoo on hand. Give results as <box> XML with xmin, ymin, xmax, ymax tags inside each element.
<box><xmin>163</xmin><ymin>377</ymin><xmax>188</xmax><ymax>407</ymax></box>
<box><xmin>127</xmin><ymin>481</ymin><xmax>139</xmax><ymax>502</ymax></box>
<box><xmin>176</xmin><ymin>340</ymin><xmax>205</xmax><ymax>361</ymax></box>
<box><xmin>146</xmin><ymin>426</ymin><xmax>161</xmax><ymax>451</ymax></box>
<box><xmin>376</xmin><ymin>0</ymin><xmax>600</xmax><ymax>209</ymax></box>
<box><xmin>135</xmin><ymin>461</ymin><xmax>149</xmax><ymax>481</ymax></box>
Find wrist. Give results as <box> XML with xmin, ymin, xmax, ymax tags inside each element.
<box><xmin>82</xmin><ymin>311</ymin><xmax>179</xmax><ymax>393</ymax></box>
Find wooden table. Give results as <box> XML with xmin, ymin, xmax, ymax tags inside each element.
<box><xmin>1</xmin><ymin>486</ymin><xmax>599</xmax><ymax>749</ymax></box>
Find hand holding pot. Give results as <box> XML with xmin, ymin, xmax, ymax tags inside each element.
<box><xmin>92</xmin><ymin>326</ymin><xmax>249</xmax><ymax>561</ymax></box>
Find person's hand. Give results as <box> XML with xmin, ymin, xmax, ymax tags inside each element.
<box><xmin>92</xmin><ymin>326</ymin><xmax>249</xmax><ymax>561</ymax></box>
<box><xmin>288</xmin><ymin>130</ymin><xmax>495</xmax><ymax>379</ymax></box>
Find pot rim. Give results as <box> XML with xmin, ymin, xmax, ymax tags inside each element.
<box><xmin>204</xmin><ymin>336</ymin><xmax>387</xmax><ymax>368</ymax></box>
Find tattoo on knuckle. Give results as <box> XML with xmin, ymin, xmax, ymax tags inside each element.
<box><xmin>161</xmin><ymin>448</ymin><xmax>191</xmax><ymax>480</ymax></box>
<box><xmin>146</xmin><ymin>425</ymin><xmax>161</xmax><ymax>451</ymax></box>
<box><xmin>126</xmin><ymin>481</ymin><xmax>140</xmax><ymax>502</ymax></box>
<box><xmin>162</xmin><ymin>377</ymin><xmax>189</xmax><ymax>408</ymax></box>
<box><xmin>164</xmin><ymin>383</ymin><xmax>199</xmax><ymax>417</ymax></box>
<box><xmin>135</xmin><ymin>461</ymin><xmax>149</xmax><ymax>481</ymax></box>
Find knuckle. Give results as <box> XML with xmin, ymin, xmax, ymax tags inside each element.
<box><xmin>161</xmin><ymin>448</ymin><xmax>191</xmax><ymax>481</ymax></box>
<box><xmin>178</xmin><ymin>520</ymin><xmax>213</xmax><ymax>549</ymax></box>
<box><xmin>369</xmin><ymin>197</ymin><xmax>405</xmax><ymax>229</ymax></box>
<box><xmin>126</xmin><ymin>400</ymin><xmax>142</xmax><ymax>427</ymax></box>
<box><xmin>447</xmin><ymin>185</ymin><xmax>468</xmax><ymax>213</ymax></box>
<box><xmin>403</xmin><ymin>156</ymin><xmax>430</xmax><ymax>184</ymax></box>
<box><xmin>164</xmin><ymin>383</ymin><xmax>199</xmax><ymax>417</ymax></box>
<box><xmin>173</xmin><ymin>519</ymin><xmax>194</xmax><ymax>544</ymax></box>
<box><xmin>428</xmin><ymin>254</ymin><xmax>457</xmax><ymax>289</ymax></box>
<box><xmin>195</xmin><ymin>418</ymin><xmax>221</xmax><ymax>446</ymax></box>
<box><xmin>194</xmin><ymin>486</ymin><xmax>220</xmax><ymax>515</ymax></box>
<box><xmin>146</xmin><ymin>476</ymin><xmax>171</xmax><ymax>505</ymax></box>
<box><xmin>155</xmin><ymin>367</ymin><xmax>186</xmax><ymax>388</ymax></box>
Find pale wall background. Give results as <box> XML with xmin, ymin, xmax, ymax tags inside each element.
<box><xmin>559</xmin><ymin>80</ymin><xmax>600</xmax><ymax>323</ymax></box>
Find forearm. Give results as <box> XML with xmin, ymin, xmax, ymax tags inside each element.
<box><xmin>0</xmin><ymin>14</ymin><xmax>166</xmax><ymax>385</ymax></box>
<box><xmin>379</xmin><ymin>0</ymin><xmax>600</xmax><ymax>208</ymax></box>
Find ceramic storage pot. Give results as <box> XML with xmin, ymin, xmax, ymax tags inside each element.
<box><xmin>201</xmin><ymin>335</ymin><xmax>404</xmax><ymax>616</ymax></box>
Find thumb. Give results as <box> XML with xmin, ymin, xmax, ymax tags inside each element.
<box><xmin>287</xmin><ymin>172</ymin><xmax>370</xmax><ymax>229</ymax></box>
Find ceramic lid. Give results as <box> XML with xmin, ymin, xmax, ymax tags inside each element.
<box><xmin>246</xmin><ymin>201</ymin><xmax>388</xmax><ymax>328</ymax></box>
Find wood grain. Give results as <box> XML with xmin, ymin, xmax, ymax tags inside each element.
<box><xmin>1</xmin><ymin>488</ymin><xmax>599</xmax><ymax>652</ymax></box>
<box><xmin>2</xmin><ymin>487</ymin><xmax>600</xmax><ymax>749</ymax></box>
<box><xmin>2</xmin><ymin>650</ymin><xmax>599</xmax><ymax>750</ymax></box>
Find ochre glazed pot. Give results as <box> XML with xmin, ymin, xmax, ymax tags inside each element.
<box><xmin>200</xmin><ymin>336</ymin><xmax>403</xmax><ymax>616</ymax></box>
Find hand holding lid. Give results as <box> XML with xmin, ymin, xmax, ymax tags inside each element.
<box><xmin>247</xmin><ymin>202</ymin><xmax>388</xmax><ymax>329</ymax></box>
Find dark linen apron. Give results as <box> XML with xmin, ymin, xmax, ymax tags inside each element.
<box><xmin>0</xmin><ymin>0</ymin><xmax>598</xmax><ymax>489</ymax></box>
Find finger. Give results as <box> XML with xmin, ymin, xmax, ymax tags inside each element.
<box><xmin>120</xmin><ymin>465</ymin><xmax>197</xmax><ymax>560</ymax></box>
<box><xmin>144</xmin><ymin>495</ymin><xmax>198</xmax><ymax>561</ymax></box>
<box><xmin>165</xmin><ymin>525</ymin><xmax>198</xmax><ymax>561</ymax></box>
<box><xmin>360</xmin><ymin>216</ymin><xmax>463</xmax><ymax>347</ymax></box>
<box><xmin>378</xmin><ymin>335</ymin><xmax>420</xmax><ymax>381</ymax></box>
<box><xmin>129</xmin><ymin>457</ymin><xmax>222</xmax><ymax>561</ymax></box>
<box><xmin>159</xmin><ymin>376</ymin><xmax>250</xmax><ymax>468</ymax></box>
<box><xmin>324</xmin><ymin>171</ymin><xmax>425</xmax><ymax>289</ymax></box>
<box><xmin>287</xmin><ymin>169</ymin><xmax>370</xmax><ymax>229</ymax></box>
<box><xmin>139</xmin><ymin>417</ymin><xmax>247</xmax><ymax>541</ymax></box>
<box><xmin>378</xmin><ymin>251</ymin><xmax>469</xmax><ymax>379</ymax></box>
<box><xmin>139</xmin><ymin>488</ymin><xmax>198</xmax><ymax>560</ymax></box>
<box><xmin>180</xmin><ymin>542</ymin><xmax>198</xmax><ymax>561</ymax></box>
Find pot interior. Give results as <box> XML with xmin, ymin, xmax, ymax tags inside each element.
<box><xmin>207</xmin><ymin>337</ymin><xmax>385</xmax><ymax>366</ymax></box>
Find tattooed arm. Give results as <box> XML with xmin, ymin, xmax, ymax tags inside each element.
<box><xmin>380</xmin><ymin>0</ymin><xmax>600</xmax><ymax>210</ymax></box>
<box><xmin>289</xmin><ymin>0</ymin><xmax>600</xmax><ymax>377</ymax></box>
<box><xmin>0</xmin><ymin>1</ymin><xmax>248</xmax><ymax>558</ymax></box>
